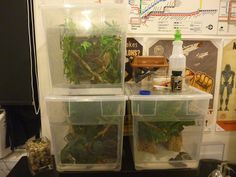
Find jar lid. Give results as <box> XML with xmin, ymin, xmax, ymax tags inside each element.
<box><xmin>139</xmin><ymin>90</ymin><xmax>151</xmax><ymax>95</ymax></box>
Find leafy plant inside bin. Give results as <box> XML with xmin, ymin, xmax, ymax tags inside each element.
<box><xmin>61</xmin><ymin>124</ymin><xmax>118</xmax><ymax>164</ymax></box>
<box><xmin>61</xmin><ymin>19</ymin><xmax>122</xmax><ymax>84</ymax></box>
<box><xmin>138</xmin><ymin>101</ymin><xmax>196</xmax><ymax>154</ymax></box>
<box><xmin>138</xmin><ymin>121</ymin><xmax>195</xmax><ymax>152</ymax></box>
<box><xmin>60</xmin><ymin>103</ymin><xmax>120</xmax><ymax>164</ymax></box>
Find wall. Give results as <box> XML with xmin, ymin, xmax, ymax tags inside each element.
<box><xmin>33</xmin><ymin>1</ymin><xmax>236</xmax><ymax>162</ymax></box>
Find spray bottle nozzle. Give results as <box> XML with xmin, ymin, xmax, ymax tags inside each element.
<box><xmin>174</xmin><ymin>29</ymin><xmax>182</xmax><ymax>41</ymax></box>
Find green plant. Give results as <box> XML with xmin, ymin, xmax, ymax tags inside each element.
<box><xmin>61</xmin><ymin>19</ymin><xmax>122</xmax><ymax>84</ymax></box>
<box><xmin>137</xmin><ymin>101</ymin><xmax>196</xmax><ymax>153</ymax></box>
<box><xmin>60</xmin><ymin>102</ymin><xmax>121</xmax><ymax>164</ymax></box>
<box><xmin>138</xmin><ymin>121</ymin><xmax>195</xmax><ymax>144</ymax></box>
<box><xmin>61</xmin><ymin>125</ymin><xmax>118</xmax><ymax>164</ymax></box>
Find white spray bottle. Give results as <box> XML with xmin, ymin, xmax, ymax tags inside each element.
<box><xmin>168</xmin><ymin>30</ymin><xmax>186</xmax><ymax>78</ymax></box>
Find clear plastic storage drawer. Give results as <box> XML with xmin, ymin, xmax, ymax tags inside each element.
<box><xmin>127</xmin><ymin>84</ymin><xmax>212</xmax><ymax>170</ymax></box>
<box><xmin>46</xmin><ymin>96</ymin><xmax>126</xmax><ymax>171</ymax></box>
<box><xmin>40</xmin><ymin>1</ymin><xmax>128</xmax><ymax>95</ymax></box>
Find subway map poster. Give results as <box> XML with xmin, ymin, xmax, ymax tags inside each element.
<box><xmin>128</xmin><ymin>0</ymin><xmax>236</xmax><ymax>35</ymax></box>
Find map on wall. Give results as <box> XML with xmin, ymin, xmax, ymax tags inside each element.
<box><xmin>218</xmin><ymin>0</ymin><xmax>236</xmax><ymax>34</ymax></box>
<box><xmin>217</xmin><ymin>39</ymin><xmax>236</xmax><ymax>131</ymax></box>
<box><xmin>128</xmin><ymin>0</ymin><xmax>236</xmax><ymax>35</ymax></box>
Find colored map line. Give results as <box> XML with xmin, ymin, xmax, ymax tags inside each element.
<box><xmin>150</xmin><ymin>9</ymin><xmax>217</xmax><ymax>17</ymax></box>
<box><xmin>200</xmin><ymin>0</ymin><xmax>203</xmax><ymax>9</ymax></box>
<box><xmin>140</xmin><ymin>0</ymin><xmax>142</xmax><ymax>13</ymax></box>
<box><xmin>140</xmin><ymin>0</ymin><xmax>168</xmax><ymax>15</ymax></box>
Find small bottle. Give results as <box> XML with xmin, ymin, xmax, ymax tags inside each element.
<box><xmin>168</xmin><ymin>30</ymin><xmax>186</xmax><ymax>78</ymax></box>
<box><xmin>171</xmin><ymin>71</ymin><xmax>182</xmax><ymax>92</ymax></box>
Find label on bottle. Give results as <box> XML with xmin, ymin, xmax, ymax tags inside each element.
<box><xmin>171</xmin><ymin>75</ymin><xmax>182</xmax><ymax>91</ymax></box>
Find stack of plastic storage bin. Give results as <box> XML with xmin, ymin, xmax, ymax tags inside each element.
<box><xmin>126</xmin><ymin>84</ymin><xmax>212</xmax><ymax>170</ymax></box>
<box><xmin>41</xmin><ymin>0</ymin><xmax>128</xmax><ymax>172</ymax></box>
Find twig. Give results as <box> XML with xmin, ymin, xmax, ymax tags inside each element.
<box><xmin>94</xmin><ymin>125</ymin><xmax>111</xmax><ymax>139</ymax></box>
<box><xmin>143</xmin><ymin>122</ymin><xmax>162</xmax><ymax>132</ymax></box>
<box><xmin>71</xmin><ymin>50</ymin><xmax>109</xmax><ymax>83</ymax></box>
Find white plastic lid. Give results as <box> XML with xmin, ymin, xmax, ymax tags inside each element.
<box><xmin>126</xmin><ymin>84</ymin><xmax>212</xmax><ymax>101</ymax></box>
<box><xmin>45</xmin><ymin>95</ymin><xmax>127</xmax><ymax>102</ymax></box>
<box><xmin>40</xmin><ymin>0</ymin><xmax>129</xmax><ymax>8</ymax></box>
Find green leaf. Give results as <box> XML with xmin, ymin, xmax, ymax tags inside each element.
<box><xmin>61</xmin><ymin>19</ymin><xmax>122</xmax><ymax>84</ymax></box>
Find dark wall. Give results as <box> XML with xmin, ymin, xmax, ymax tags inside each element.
<box><xmin>0</xmin><ymin>0</ymin><xmax>37</xmax><ymax>105</ymax></box>
<box><xmin>0</xmin><ymin>0</ymin><xmax>40</xmax><ymax>149</ymax></box>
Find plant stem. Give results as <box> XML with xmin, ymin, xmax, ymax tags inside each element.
<box><xmin>143</xmin><ymin>122</ymin><xmax>162</xmax><ymax>132</ymax></box>
<box><xmin>94</xmin><ymin>125</ymin><xmax>111</xmax><ymax>139</ymax></box>
<box><xmin>71</xmin><ymin>50</ymin><xmax>109</xmax><ymax>83</ymax></box>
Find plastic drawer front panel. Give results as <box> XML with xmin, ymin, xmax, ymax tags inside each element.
<box><xmin>46</xmin><ymin>96</ymin><xmax>126</xmax><ymax>171</ymax></box>
<box><xmin>46</xmin><ymin>96</ymin><xmax>126</xmax><ymax>124</ymax></box>
<box><xmin>129</xmin><ymin>88</ymin><xmax>211</xmax><ymax>170</ymax></box>
<box><xmin>133</xmin><ymin>119</ymin><xmax>203</xmax><ymax>170</ymax></box>
<box><xmin>132</xmin><ymin>100</ymin><xmax>209</xmax><ymax>121</ymax></box>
